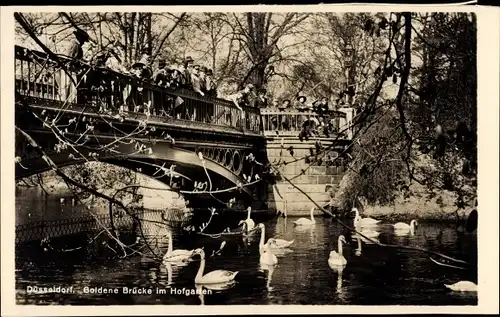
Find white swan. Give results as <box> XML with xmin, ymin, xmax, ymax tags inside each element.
<box><xmin>352</xmin><ymin>227</ymin><xmax>380</xmax><ymax>244</ymax></box>
<box><xmin>163</xmin><ymin>230</ymin><xmax>193</xmax><ymax>263</ymax></box>
<box><xmin>256</xmin><ymin>223</ymin><xmax>271</xmax><ymax>253</ymax></box>
<box><xmin>444</xmin><ymin>281</ymin><xmax>478</xmax><ymax>292</ymax></box>
<box><xmin>352</xmin><ymin>233</ymin><xmax>380</xmax><ymax>244</ymax></box>
<box><xmin>353</xmin><ymin>228</ymin><xmax>380</xmax><ymax>239</ymax></box>
<box><xmin>271</xmin><ymin>238</ymin><xmax>295</xmax><ymax>249</ymax></box>
<box><xmin>328</xmin><ymin>235</ymin><xmax>347</xmax><ymax>267</ymax></box>
<box><xmin>352</xmin><ymin>208</ymin><xmax>380</xmax><ymax>228</ymax></box>
<box><xmin>393</xmin><ymin>219</ymin><xmax>418</xmax><ymax>235</ymax></box>
<box><xmin>241</xmin><ymin>206</ymin><xmax>255</xmax><ymax>232</ymax></box>
<box><xmin>256</xmin><ymin>222</ymin><xmax>294</xmax><ymax>250</ymax></box>
<box><xmin>260</xmin><ymin>238</ymin><xmax>278</xmax><ymax>266</ymax></box>
<box><xmin>190</xmin><ymin>248</ymin><xmax>239</xmax><ymax>284</ymax></box>
<box><xmin>293</xmin><ymin>207</ymin><xmax>316</xmax><ymax>226</ymax></box>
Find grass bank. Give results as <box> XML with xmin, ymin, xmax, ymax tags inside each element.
<box><xmin>358</xmin><ymin>182</ymin><xmax>474</xmax><ymax>222</ymax></box>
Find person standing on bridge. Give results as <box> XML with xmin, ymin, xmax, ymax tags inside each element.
<box><xmin>229</xmin><ymin>83</ymin><xmax>254</xmax><ymax>130</ymax></box>
<box><xmin>189</xmin><ymin>65</ymin><xmax>206</xmax><ymax>121</ymax></box>
<box><xmin>61</xmin><ymin>28</ymin><xmax>90</xmax><ymax>104</ymax></box>
<box><xmin>312</xmin><ymin>96</ymin><xmax>331</xmax><ymax>137</ymax></box>
<box><xmin>205</xmin><ymin>69</ymin><xmax>217</xmax><ymax>97</ymax></box>
<box><xmin>191</xmin><ymin>65</ymin><xmax>205</xmax><ymax>97</ymax></box>
<box><xmin>294</xmin><ymin>95</ymin><xmax>310</xmax><ymax>131</ymax></box>
<box><xmin>182</xmin><ymin>56</ymin><xmax>194</xmax><ymax>89</ymax></box>
<box><xmin>67</xmin><ymin>28</ymin><xmax>90</xmax><ymax>61</ymax></box>
<box><xmin>255</xmin><ymin>89</ymin><xmax>269</xmax><ymax>108</ymax></box>
<box><xmin>152</xmin><ymin>59</ymin><xmax>172</xmax><ymax>116</ymax></box>
<box><xmin>295</xmin><ymin>95</ymin><xmax>310</xmax><ymax>111</ymax></box>
<box><xmin>130</xmin><ymin>52</ymin><xmax>153</xmax><ymax>113</ymax></box>
<box><xmin>152</xmin><ymin>59</ymin><xmax>171</xmax><ymax>87</ymax></box>
<box><xmin>199</xmin><ymin>66</ymin><xmax>208</xmax><ymax>94</ymax></box>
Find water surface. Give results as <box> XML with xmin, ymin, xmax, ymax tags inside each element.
<box><xmin>15</xmin><ymin>187</ymin><xmax>478</xmax><ymax>305</ymax></box>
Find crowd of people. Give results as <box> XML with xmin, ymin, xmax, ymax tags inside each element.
<box><xmin>271</xmin><ymin>95</ymin><xmax>341</xmax><ymax>140</ymax></box>
<box><xmin>225</xmin><ymin>83</ymin><xmax>342</xmax><ymax>139</ymax></box>
<box><xmin>63</xmin><ymin>28</ymin><xmax>218</xmax><ymax>117</ymax></box>
<box><xmin>60</xmin><ymin>28</ymin><xmax>344</xmax><ymax>138</ymax></box>
<box><xmin>113</xmin><ymin>53</ymin><xmax>219</xmax><ymax>98</ymax></box>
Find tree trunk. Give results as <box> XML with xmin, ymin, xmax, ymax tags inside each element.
<box><xmin>146</xmin><ymin>13</ymin><xmax>152</xmax><ymax>56</ymax></box>
<box><xmin>132</xmin><ymin>12</ymin><xmax>139</xmax><ymax>62</ymax></box>
<box><xmin>253</xmin><ymin>64</ymin><xmax>267</xmax><ymax>90</ymax></box>
<box><xmin>128</xmin><ymin>13</ymin><xmax>135</xmax><ymax>64</ymax></box>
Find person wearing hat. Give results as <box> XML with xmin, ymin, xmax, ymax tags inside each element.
<box><xmin>198</xmin><ymin>66</ymin><xmax>208</xmax><ymax>93</ymax></box>
<box><xmin>205</xmin><ymin>69</ymin><xmax>217</xmax><ymax>97</ymax></box>
<box><xmin>182</xmin><ymin>56</ymin><xmax>194</xmax><ymax>89</ymax></box>
<box><xmin>86</xmin><ymin>49</ymin><xmax>114</xmax><ymax>109</ymax></box>
<box><xmin>277</xmin><ymin>99</ymin><xmax>292</xmax><ymax>130</ymax></box>
<box><xmin>129</xmin><ymin>52</ymin><xmax>154</xmax><ymax>113</ymax></box>
<box><xmin>295</xmin><ymin>95</ymin><xmax>310</xmax><ymax>111</ymax></box>
<box><xmin>278</xmin><ymin>99</ymin><xmax>291</xmax><ymax>110</ymax></box>
<box><xmin>67</xmin><ymin>28</ymin><xmax>90</xmax><ymax>60</ymax></box>
<box><xmin>153</xmin><ymin>58</ymin><xmax>171</xmax><ymax>87</ymax></box>
<box><xmin>312</xmin><ymin>96</ymin><xmax>331</xmax><ymax>135</ymax></box>
<box><xmin>190</xmin><ymin>64</ymin><xmax>205</xmax><ymax>96</ymax></box>
<box><xmin>152</xmin><ymin>58</ymin><xmax>174</xmax><ymax>116</ymax></box>
<box><xmin>254</xmin><ymin>88</ymin><xmax>268</xmax><ymax>108</ymax></box>
<box><xmin>130</xmin><ymin>53</ymin><xmax>152</xmax><ymax>81</ymax></box>
<box><xmin>61</xmin><ymin>28</ymin><xmax>90</xmax><ymax>104</ymax></box>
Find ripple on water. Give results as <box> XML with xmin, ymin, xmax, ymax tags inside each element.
<box><xmin>15</xmin><ymin>209</ymin><xmax>477</xmax><ymax>305</ymax></box>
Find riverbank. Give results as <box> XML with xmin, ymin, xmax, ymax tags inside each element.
<box><xmin>325</xmin><ymin>148</ymin><xmax>477</xmax><ymax>222</ymax></box>
<box><xmin>352</xmin><ymin>183</ymin><xmax>474</xmax><ymax>222</ymax></box>
<box><xmin>16</xmin><ymin>163</ymin><xmax>188</xmax><ymax>211</ymax></box>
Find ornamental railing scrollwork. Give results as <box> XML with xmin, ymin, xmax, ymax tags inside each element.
<box><xmin>14</xmin><ymin>45</ymin><xmax>261</xmax><ymax>135</ymax></box>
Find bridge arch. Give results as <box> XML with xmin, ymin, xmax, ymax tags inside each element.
<box><xmin>16</xmin><ymin>142</ymin><xmax>255</xmax><ymax>197</ymax></box>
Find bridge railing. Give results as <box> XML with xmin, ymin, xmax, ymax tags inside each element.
<box><xmin>14</xmin><ymin>45</ymin><xmax>261</xmax><ymax>134</ymax></box>
<box><xmin>259</xmin><ymin>108</ymin><xmax>354</xmax><ymax>140</ymax></box>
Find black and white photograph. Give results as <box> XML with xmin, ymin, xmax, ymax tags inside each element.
<box><xmin>1</xmin><ymin>5</ymin><xmax>498</xmax><ymax>313</ymax></box>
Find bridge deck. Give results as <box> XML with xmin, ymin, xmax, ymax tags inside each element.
<box><xmin>14</xmin><ymin>45</ymin><xmax>355</xmax><ymax>142</ymax></box>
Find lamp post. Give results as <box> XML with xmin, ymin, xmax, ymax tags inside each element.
<box><xmin>342</xmin><ymin>42</ymin><xmax>355</xmax><ymax>140</ymax></box>
<box><xmin>344</xmin><ymin>42</ymin><xmax>354</xmax><ymax>105</ymax></box>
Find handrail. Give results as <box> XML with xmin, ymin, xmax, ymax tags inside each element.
<box><xmin>259</xmin><ymin>107</ymin><xmax>347</xmax><ymax>117</ymax></box>
<box><xmin>14</xmin><ymin>45</ymin><xmax>354</xmax><ymax>140</ymax></box>
<box><xmin>14</xmin><ymin>45</ymin><xmax>240</xmax><ymax>107</ymax></box>
<box><xmin>259</xmin><ymin>107</ymin><xmax>354</xmax><ymax>140</ymax></box>
<box><xmin>14</xmin><ymin>45</ymin><xmax>261</xmax><ymax>134</ymax></box>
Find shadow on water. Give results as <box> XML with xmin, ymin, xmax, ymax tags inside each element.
<box><xmin>15</xmin><ymin>189</ymin><xmax>478</xmax><ymax>305</ymax></box>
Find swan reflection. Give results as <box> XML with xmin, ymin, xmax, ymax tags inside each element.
<box><xmin>196</xmin><ymin>281</ymin><xmax>237</xmax><ymax>305</ymax></box>
<box><xmin>328</xmin><ymin>262</ymin><xmax>345</xmax><ymax>294</ymax></box>
<box><xmin>352</xmin><ymin>232</ymin><xmax>380</xmax><ymax>245</ymax></box>
<box><xmin>354</xmin><ymin>237</ymin><xmax>362</xmax><ymax>257</ymax></box>
<box><xmin>270</xmin><ymin>247</ymin><xmax>294</xmax><ymax>257</ymax></box>
<box><xmin>241</xmin><ymin>232</ymin><xmax>258</xmax><ymax>247</ymax></box>
<box><xmin>275</xmin><ymin>215</ymin><xmax>288</xmax><ymax>234</ymax></box>
<box><xmin>158</xmin><ymin>262</ymin><xmax>173</xmax><ymax>286</ymax></box>
<box><xmin>260</xmin><ymin>263</ymin><xmax>276</xmax><ymax>292</ymax></box>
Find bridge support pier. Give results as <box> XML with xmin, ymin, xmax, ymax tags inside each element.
<box><xmin>265</xmin><ymin>138</ymin><xmax>348</xmax><ymax>216</ymax></box>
